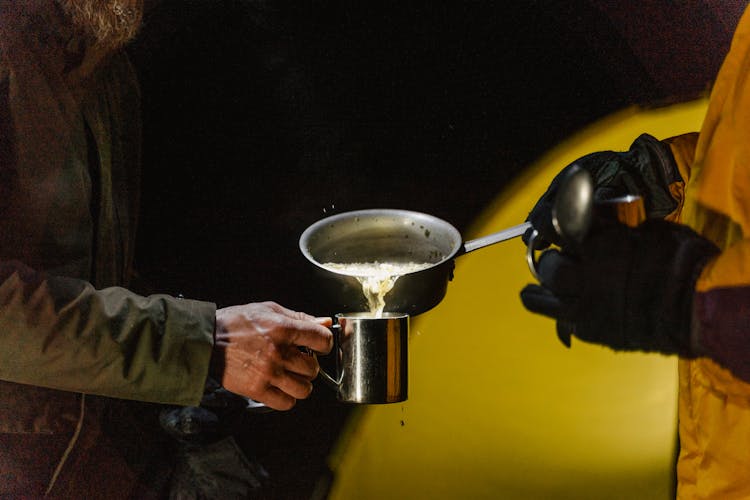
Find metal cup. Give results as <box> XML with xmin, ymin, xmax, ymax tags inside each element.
<box><xmin>318</xmin><ymin>312</ymin><xmax>409</xmax><ymax>404</ymax></box>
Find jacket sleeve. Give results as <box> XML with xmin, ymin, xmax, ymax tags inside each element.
<box><xmin>0</xmin><ymin>5</ymin><xmax>216</xmax><ymax>406</ymax></box>
<box><xmin>691</xmin><ymin>240</ymin><xmax>750</xmax><ymax>383</ymax></box>
<box><xmin>0</xmin><ymin>260</ymin><xmax>216</xmax><ymax>406</ymax></box>
<box><xmin>664</xmin><ymin>132</ymin><xmax>750</xmax><ymax>383</ymax></box>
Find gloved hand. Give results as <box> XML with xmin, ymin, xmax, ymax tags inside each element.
<box><xmin>520</xmin><ymin>219</ymin><xmax>719</xmax><ymax>354</ymax></box>
<box><xmin>524</xmin><ymin>133</ymin><xmax>682</xmax><ymax>249</ymax></box>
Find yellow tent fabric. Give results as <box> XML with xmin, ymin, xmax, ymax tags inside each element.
<box><xmin>325</xmin><ymin>99</ymin><xmax>708</xmax><ymax>500</ymax></box>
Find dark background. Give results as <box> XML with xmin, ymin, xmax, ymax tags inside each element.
<box><xmin>127</xmin><ymin>1</ymin><xmax>745</xmax><ymax>497</ymax></box>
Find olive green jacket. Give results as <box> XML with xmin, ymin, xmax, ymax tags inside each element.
<box><xmin>0</xmin><ymin>2</ymin><xmax>215</xmax><ymax>495</ymax></box>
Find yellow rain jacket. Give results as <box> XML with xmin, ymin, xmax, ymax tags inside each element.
<box><xmin>661</xmin><ymin>6</ymin><xmax>750</xmax><ymax>498</ymax></box>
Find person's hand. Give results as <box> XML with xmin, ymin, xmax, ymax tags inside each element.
<box><xmin>523</xmin><ymin>133</ymin><xmax>682</xmax><ymax>249</ymax></box>
<box><xmin>210</xmin><ymin>301</ymin><xmax>333</xmax><ymax>411</ymax></box>
<box><xmin>520</xmin><ymin>220</ymin><xmax>719</xmax><ymax>354</ymax></box>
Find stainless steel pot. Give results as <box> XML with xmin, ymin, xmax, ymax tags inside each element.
<box><xmin>299</xmin><ymin>208</ymin><xmax>466</xmax><ymax>315</ymax></box>
<box><xmin>299</xmin><ymin>165</ymin><xmax>594</xmax><ymax>315</ymax></box>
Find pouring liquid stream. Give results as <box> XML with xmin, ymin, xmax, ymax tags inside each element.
<box><xmin>321</xmin><ymin>262</ymin><xmax>433</xmax><ymax>316</ymax></box>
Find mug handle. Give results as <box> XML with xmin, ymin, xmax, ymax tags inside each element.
<box><xmin>317</xmin><ymin>324</ymin><xmax>344</xmax><ymax>388</ymax></box>
<box><xmin>318</xmin><ymin>366</ymin><xmax>344</xmax><ymax>388</ymax></box>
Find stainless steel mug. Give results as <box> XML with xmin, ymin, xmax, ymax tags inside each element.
<box><xmin>318</xmin><ymin>312</ymin><xmax>409</xmax><ymax>404</ymax></box>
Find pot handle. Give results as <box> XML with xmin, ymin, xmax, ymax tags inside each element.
<box><xmin>462</xmin><ymin>222</ymin><xmax>531</xmax><ymax>254</ymax></box>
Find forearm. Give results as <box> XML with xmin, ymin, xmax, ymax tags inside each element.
<box><xmin>692</xmin><ymin>240</ymin><xmax>750</xmax><ymax>383</ymax></box>
<box><xmin>0</xmin><ymin>260</ymin><xmax>216</xmax><ymax>406</ymax></box>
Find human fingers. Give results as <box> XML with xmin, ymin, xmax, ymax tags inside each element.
<box><xmin>283</xmin><ymin>346</ymin><xmax>320</xmax><ymax>379</ymax></box>
<box><xmin>536</xmin><ymin>249</ymin><xmax>580</xmax><ymax>296</ymax></box>
<box><xmin>219</xmin><ymin>349</ymin><xmax>315</xmax><ymax>409</ymax></box>
<box><xmin>256</xmin><ymin>303</ymin><xmax>333</xmax><ymax>351</ymax></box>
<box><xmin>271</xmin><ymin>370</ymin><xmax>316</xmax><ymax>402</ymax></box>
<box><xmin>261</xmin><ymin>301</ymin><xmax>328</xmax><ymax>324</ymax></box>
<box><xmin>282</xmin><ymin>318</ymin><xmax>333</xmax><ymax>354</ymax></box>
<box><xmin>256</xmin><ymin>385</ymin><xmax>298</xmax><ymax>411</ymax></box>
<box><xmin>520</xmin><ymin>284</ymin><xmax>563</xmax><ymax>319</ymax></box>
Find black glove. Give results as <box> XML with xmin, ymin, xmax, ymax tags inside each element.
<box><xmin>520</xmin><ymin>219</ymin><xmax>719</xmax><ymax>354</ymax></box>
<box><xmin>524</xmin><ymin>133</ymin><xmax>682</xmax><ymax>249</ymax></box>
